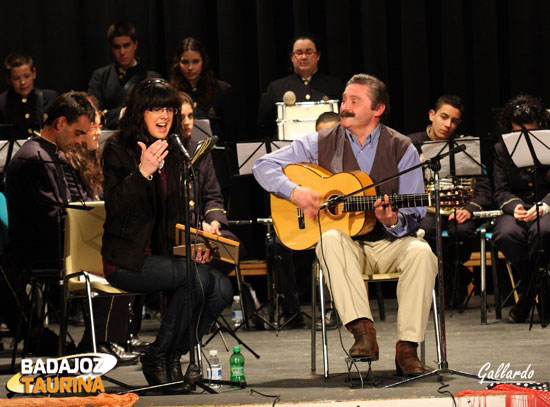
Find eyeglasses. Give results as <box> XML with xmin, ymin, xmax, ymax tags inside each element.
<box><xmin>292</xmin><ymin>49</ymin><xmax>317</xmax><ymax>57</ymax></box>
<box><xmin>146</xmin><ymin>107</ymin><xmax>178</xmax><ymax>114</ymax></box>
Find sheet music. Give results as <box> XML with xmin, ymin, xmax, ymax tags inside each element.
<box><xmin>421</xmin><ymin>137</ymin><xmax>482</xmax><ymax>179</ymax></box>
<box><xmin>0</xmin><ymin>139</ymin><xmax>26</xmax><ymax>172</ymax></box>
<box><xmin>502</xmin><ymin>130</ymin><xmax>550</xmax><ymax>167</ymax></box>
<box><xmin>236</xmin><ymin>141</ymin><xmax>292</xmax><ymax>175</ymax></box>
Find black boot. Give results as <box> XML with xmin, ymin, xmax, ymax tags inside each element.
<box><xmin>165</xmin><ymin>353</ymin><xmax>191</xmax><ymax>394</ymax></box>
<box><xmin>141</xmin><ymin>351</ymin><xmax>170</xmax><ymax>387</ymax></box>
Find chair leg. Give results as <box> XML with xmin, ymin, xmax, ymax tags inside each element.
<box><xmin>490</xmin><ymin>242</ymin><xmax>502</xmax><ymax>320</ymax></box>
<box><xmin>480</xmin><ymin>229</ymin><xmax>488</xmax><ymax>324</ymax></box>
<box><xmin>318</xmin><ymin>263</ymin><xmax>329</xmax><ymax>379</ymax></box>
<box><xmin>83</xmin><ymin>273</ymin><xmax>98</xmax><ymax>353</ymax></box>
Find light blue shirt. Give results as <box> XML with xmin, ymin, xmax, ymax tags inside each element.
<box><xmin>252</xmin><ymin>124</ymin><xmax>426</xmax><ymax>237</ymax></box>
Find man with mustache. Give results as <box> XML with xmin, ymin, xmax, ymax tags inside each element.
<box><xmin>253</xmin><ymin>74</ymin><xmax>437</xmax><ymax>376</ymax></box>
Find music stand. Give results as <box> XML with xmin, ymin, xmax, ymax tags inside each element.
<box><xmin>421</xmin><ymin>137</ymin><xmax>484</xmax><ymax>310</ymax></box>
<box><xmin>502</xmin><ymin>129</ymin><xmax>550</xmax><ymax>328</ymax></box>
<box><xmin>233</xmin><ymin>140</ymin><xmax>294</xmax><ymax>331</ymax></box>
<box><xmin>235</xmin><ymin>140</ymin><xmax>292</xmax><ymax>176</ymax></box>
<box><xmin>0</xmin><ymin>124</ymin><xmax>23</xmax><ymax>178</ymax></box>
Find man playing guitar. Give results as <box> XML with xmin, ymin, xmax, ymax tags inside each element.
<box><xmin>253</xmin><ymin>74</ymin><xmax>437</xmax><ymax>376</ymax></box>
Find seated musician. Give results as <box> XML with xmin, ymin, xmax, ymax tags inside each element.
<box><xmin>492</xmin><ymin>94</ymin><xmax>550</xmax><ymax>323</ymax></box>
<box><xmin>253</xmin><ymin>74</ymin><xmax>437</xmax><ymax>376</ymax></box>
<box><xmin>408</xmin><ymin>95</ymin><xmax>493</xmax><ymax>307</ymax></box>
<box><xmin>101</xmin><ymin>79</ymin><xmax>232</xmax><ymax>393</ymax></box>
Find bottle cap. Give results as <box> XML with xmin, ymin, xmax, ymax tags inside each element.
<box><xmin>209</xmin><ymin>349</ymin><xmax>218</xmax><ymax>356</ymax></box>
<box><xmin>233</xmin><ymin>295</ymin><xmax>240</xmax><ymax>301</ymax></box>
<box><xmin>233</xmin><ymin>345</ymin><xmax>241</xmax><ymax>353</ymax></box>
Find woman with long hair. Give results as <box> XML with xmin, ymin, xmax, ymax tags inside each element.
<box><xmin>64</xmin><ymin>97</ymin><xmax>103</xmax><ymax>200</ymax></box>
<box><xmin>101</xmin><ymin>78</ymin><xmax>232</xmax><ymax>393</ymax></box>
<box><xmin>169</xmin><ymin>37</ymin><xmax>233</xmax><ymax>141</ymax></box>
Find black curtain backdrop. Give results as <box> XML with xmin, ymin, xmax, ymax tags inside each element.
<box><xmin>2</xmin><ymin>0</ymin><xmax>550</xmax><ymax>141</ymax></box>
<box><xmin>2</xmin><ymin>0</ymin><xmax>549</xmax><ymax>263</ymax></box>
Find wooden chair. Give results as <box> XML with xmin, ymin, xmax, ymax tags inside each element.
<box><xmin>60</xmin><ymin>201</ymin><xmax>132</xmax><ymax>354</ymax></box>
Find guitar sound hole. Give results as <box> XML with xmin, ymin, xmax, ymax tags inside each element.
<box><xmin>326</xmin><ymin>194</ymin><xmax>341</xmax><ymax>216</ymax></box>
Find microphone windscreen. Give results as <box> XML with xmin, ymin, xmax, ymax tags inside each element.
<box><xmin>283</xmin><ymin>90</ymin><xmax>296</xmax><ymax>106</ymax></box>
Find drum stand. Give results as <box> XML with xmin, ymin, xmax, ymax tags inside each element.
<box><xmin>256</xmin><ymin>218</ymin><xmax>311</xmax><ymax>334</ymax></box>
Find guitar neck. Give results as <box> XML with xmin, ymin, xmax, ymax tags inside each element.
<box><xmin>343</xmin><ymin>194</ymin><xmax>432</xmax><ymax>212</ymax></box>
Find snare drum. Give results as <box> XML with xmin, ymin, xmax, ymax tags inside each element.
<box><xmin>276</xmin><ymin>100</ymin><xmax>339</xmax><ymax>140</ymax></box>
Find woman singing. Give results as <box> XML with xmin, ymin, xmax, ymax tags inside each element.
<box><xmin>101</xmin><ymin>78</ymin><xmax>232</xmax><ymax>393</ymax></box>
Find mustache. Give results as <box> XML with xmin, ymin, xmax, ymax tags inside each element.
<box><xmin>340</xmin><ymin>110</ymin><xmax>355</xmax><ymax>118</ymax></box>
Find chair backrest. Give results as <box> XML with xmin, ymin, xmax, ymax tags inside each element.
<box><xmin>64</xmin><ymin>201</ymin><xmax>105</xmax><ymax>278</ymax></box>
<box><xmin>0</xmin><ymin>192</ymin><xmax>8</xmax><ymax>249</ymax></box>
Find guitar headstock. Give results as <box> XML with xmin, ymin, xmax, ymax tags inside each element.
<box><xmin>439</xmin><ymin>188</ymin><xmax>471</xmax><ymax>208</ymax></box>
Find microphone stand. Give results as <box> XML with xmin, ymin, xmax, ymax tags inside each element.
<box><xmin>178</xmin><ymin>150</ymin><xmax>240</xmax><ymax>392</ymax></box>
<box><xmin>129</xmin><ymin>149</ymin><xmax>241</xmax><ymax>395</ymax></box>
<box><xmin>318</xmin><ymin>144</ymin><xmax>479</xmax><ymax>387</ymax></box>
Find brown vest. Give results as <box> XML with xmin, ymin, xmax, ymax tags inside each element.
<box><xmin>317</xmin><ymin>123</ymin><xmax>412</xmax><ymax>240</ymax></box>
<box><xmin>318</xmin><ymin>123</ymin><xmax>411</xmax><ymax>194</ymax></box>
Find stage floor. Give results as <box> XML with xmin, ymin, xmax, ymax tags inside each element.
<box><xmin>1</xmin><ymin>296</ymin><xmax>548</xmax><ymax>406</ymax></box>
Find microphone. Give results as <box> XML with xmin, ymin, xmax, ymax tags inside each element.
<box><xmin>283</xmin><ymin>90</ymin><xmax>296</xmax><ymax>106</ymax></box>
<box><xmin>168</xmin><ymin>133</ymin><xmax>191</xmax><ymax>161</ymax></box>
<box><xmin>449</xmin><ymin>143</ymin><xmax>466</xmax><ymax>155</ymax></box>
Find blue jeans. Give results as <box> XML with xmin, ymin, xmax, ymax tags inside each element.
<box><xmin>106</xmin><ymin>255</ymin><xmax>232</xmax><ymax>355</ymax></box>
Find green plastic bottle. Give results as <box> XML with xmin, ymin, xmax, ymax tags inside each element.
<box><xmin>229</xmin><ymin>345</ymin><xmax>245</xmax><ymax>386</ymax></box>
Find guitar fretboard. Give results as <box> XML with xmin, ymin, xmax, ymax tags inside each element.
<box><xmin>343</xmin><ymin>194</ymin><xmax>432</xmax><ymax>212</ymax></box>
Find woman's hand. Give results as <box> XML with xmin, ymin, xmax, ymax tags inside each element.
<box><xmin>137</xmin><ymin>140</ymin><xmax>169</xmax><ymax>178</ymax></box>
<box><xmin>202</xmin><ymin>220</ymin><xmax>221</xmax><ymax>235</ymax></box>
<box><xmin>191</xmin><ymin>245</ymin><xmax>214</xmax><ymax>263</ymax></box>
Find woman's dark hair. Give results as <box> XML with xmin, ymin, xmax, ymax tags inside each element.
<box><xmin>169</xmin><ymin>37</ymin><xmax>216</xmax><ymax>108</ymax></box>
<box><xmin>498</xmin><ymin>94</ymin><xmax>550</xmax><ymax>133</ymax></box>
<box><xmin>117</xmin><ymin>78</ymin><xmax>182</xmax><ymax>151</ymax></box>
<box><xmin>65</xmin><ymin>144</ymin><xmax>103</xmax><ymax>198</ymax></box>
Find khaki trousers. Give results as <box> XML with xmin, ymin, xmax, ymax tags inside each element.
<box><xmin>316</xmin><ymin>229</ymin><xmax>437</xmax><ymax>343</ymax></box>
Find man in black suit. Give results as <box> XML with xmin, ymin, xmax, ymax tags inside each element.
<box><xmin>257</xmin><ymin>34</ymin><xmax>343</xmax><ymax>138</ymax></box>
<box><xmin>0</xmin><ymin>53</ymin><xmax>58</xmax><ymax>140</ymax></box>
<box><xmin>88</xmin><ymin>21</ymin><xmax>160</xmax><ymax>130</ymax></box>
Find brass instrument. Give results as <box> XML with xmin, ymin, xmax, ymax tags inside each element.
<box><xmin>425</xmin><ymin>177</ymin><xmax>475</xmax><ymax>215</ymax></box>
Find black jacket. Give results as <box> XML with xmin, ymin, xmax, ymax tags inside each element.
<box><xmin>101</xmin><ymin>135</ymin><xmax>229</xmax><ymax>271</ymax></box>
<box><xmin>87</xmin><ymin>62</ymin><xmax>160</xmax><ymax>129</ymax></box>
<box><xmin>257</xmin><ymin>71</ymin><xmax>342</xmax><ymax>137</ymax></box>
<box><xmin>493</xmin><ymin>139</ymin><xmax>550</xmax><ymax>214</ymax></box>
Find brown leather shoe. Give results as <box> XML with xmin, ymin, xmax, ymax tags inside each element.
<box><xmin>345</xmin><ymin>318</ymin><xmax>379</xmax><ymax>360</ymax></box>
<box><xmin>395</xmin><ymin>340</ymin><xmax>427</xmax><ymax>376</ymax></box>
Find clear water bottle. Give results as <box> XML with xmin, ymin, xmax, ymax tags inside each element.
<box><xmin>206</xmin><ymin>349</ymin><xmax>222</xmax><ymax>388</ymax></box>
<box><xmin>231</xmin><ymin>295</ymin><xmax>243</xmax><ymax>328</ymax></box>
<box><xmin>229</xmin><ymin>345</ymin><xmax>245</xmax><ymax>387</ymax></box>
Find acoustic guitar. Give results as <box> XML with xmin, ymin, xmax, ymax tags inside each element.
<box><xmin>270</xmin><ymin>163</ymin><xmax>469</xmax><ymax>250</ymax></box>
